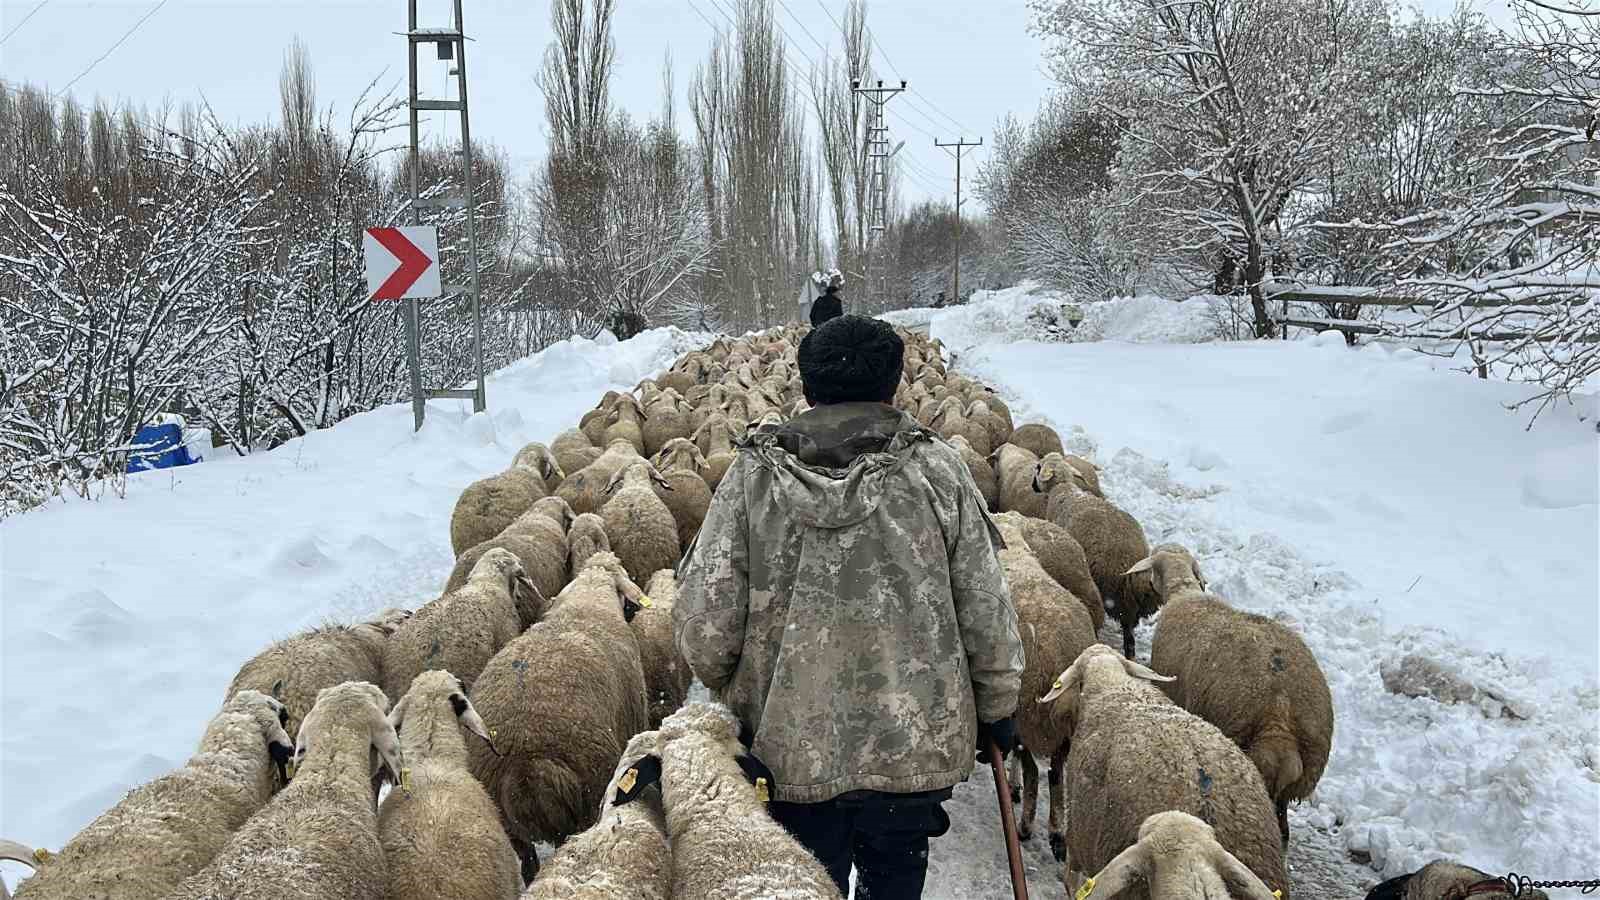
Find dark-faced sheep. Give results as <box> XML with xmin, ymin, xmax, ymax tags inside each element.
<box><xmin>379</xmin><ymin>671</ymin><xmax>520</xmax><ymax>900</ymax></box>
<box><xmin>165</xmin><ymin>682</ymin><xmax>404</xmax><ymax>900</ymax></box>
<box><xmin>10</xmin><ymin>692</ymin><xmax>293</xmax><ymax>900</ymax></box>
<box><xmin>1363</xmin><ymin>861</ymin><xmax>1544</xmax><ymax>900</ymax></box>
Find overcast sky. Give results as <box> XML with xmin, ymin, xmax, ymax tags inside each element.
<box><xmin>1</xmin><ymin>0</ymin><xmax>1514</xmax><ymax>209</ymax></box>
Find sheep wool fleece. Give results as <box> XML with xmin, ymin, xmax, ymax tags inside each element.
<box><xmin>676</xmin><ymin>401</ymin><xmax>1025</xmax><ymax>804</ymax></box>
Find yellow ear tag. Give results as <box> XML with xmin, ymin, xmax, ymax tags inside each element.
<box><xmin>1053</xmin><ymin>679</ymin><xmax>1063</xmax><ymax>692</ymax></box>
<box><xmin>285</xmin><ymin>761</ymin><xmax>297</xmax><ymax>781</ymax></box>
<box><xmin>1074</xmin><ymin>876</ymin><xmax>1096</xmax><ymax>900</ymax></box>
<box><xmin>1272</xmin><ymin>892</ymin><xmax>1281</xmax><ymax>899</ymax></box>
<box><xmin>638</xmin><ymin>595</ymin><xmax>653</xmax><ymax>609</ymax></box>
<box><xmin>33</xmin><ymin>848</ymin><xmax>54</xmax><ymax>865</ymax></box>
<box><xmin>618</xmin><ymin>768</ymin><xmax>639</xmax><ymax>793</ymax></box>
<box><xmin>399</xmin><ymin>768</ymin><xmax>412</xmax><ymax>792</ymax></box>
<box><xmin>755</xmin><ymin>777</ymin><xmax>770</xmax><ymax>803</ymax></box>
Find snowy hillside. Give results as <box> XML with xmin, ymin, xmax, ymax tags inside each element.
<box><xmin>2</xmin><ymin>295</ymin><xmax>1595</xmax><ymax>898</ymax></box>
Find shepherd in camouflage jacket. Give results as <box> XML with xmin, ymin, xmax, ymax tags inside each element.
<box><xmin>675</xmin><ymin>315</ymin><xmax>1024</xmax><ymax>900</ymax></box>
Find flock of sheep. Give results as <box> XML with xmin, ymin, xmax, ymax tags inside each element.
<box><xmin>0</xmin><ymin>324</ymin><xmax>1531</xmax><ymax>900</ymax></box>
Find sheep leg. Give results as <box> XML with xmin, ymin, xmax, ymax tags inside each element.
<box><xmin>1120</xmin><ymin>607</ymin><xmax>1137</xmax><ymax>660</ymax></box>
<box><xmin>1017</xmin><ymin>750</ymin><xmax>1039</xmax><ymax>841</ymax></box>
<box><xmin>1006</xmin><ymin>750</ymin><xmax>1023</xmax><ymax>804</ymax></box>
<box><xmin>1048</xmin><ymin>746</ymin><xmax>1068</xmax><ymax>862</ymax></box>
<box><xmin>512</xmin><ymin>836</ymin><xmax>540</xmax><ymax>885</ymax></box>
<box><xmin>1276</xmin><ymin>797</ymin><xmax>1290</xmax><ymax>850</ymax></box>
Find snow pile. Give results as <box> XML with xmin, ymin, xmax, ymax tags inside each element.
<box><xmin>1068</xmin><ymin>293</ymin><xmax>1224</xmax><ymax>344</ymax></box>
<box><xmin>0</xmin><ymin>326</ymin><xmax>705</xmax><ymax>867</ymax></box>
<box><xmin>882</xmin><ymin>283</ymin><xmax>1227</xmax><ymax>351</ymax></box>
<box><xmin>959</xmin><ymin>336</ymin><xmax>1599</xmax><ymax>883</ymax></box>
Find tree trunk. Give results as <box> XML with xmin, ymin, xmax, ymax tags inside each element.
<box><xmin>1245</xmin><ymin>243</ymin><xmax>1275</xmax><ymax>338</ymax></box>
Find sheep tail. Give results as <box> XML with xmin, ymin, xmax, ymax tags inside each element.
<box><xmin>1248</xmin><ymin>694</ymin><xmax>1305</xmax><ymax>800</ymax></box>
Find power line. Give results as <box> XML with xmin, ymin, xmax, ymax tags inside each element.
<box><xmin>774</xmin><ymin>0</ymin><xmax>830</xmax><ymax>59</ymax></box>
<box><xmin>58</xmin><ymin>0</ymin><xmax>168</xmax><ymax>97</ymax></box>
<box><xmin>818</xmin><ymin>0</ymin><xmax>977</xmax><ymax>138</ymax></box>
<box><xmin>0</xmin><ymin>0</ymin><xmax>49</xmax><ymax>47</ymax></box>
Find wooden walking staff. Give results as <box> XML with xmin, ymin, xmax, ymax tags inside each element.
<box><xmin>987</xmin><ymin>740</ymin><xmax>1030</xmax><ymax>900</ymax></box>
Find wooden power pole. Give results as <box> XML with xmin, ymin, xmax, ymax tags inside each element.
<box><xmin>935</xmin><ymin>136</ymin><xmax>981</xmax><ymax>303</ymax></box>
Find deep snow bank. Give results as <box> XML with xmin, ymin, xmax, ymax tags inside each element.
<box><xmin>955</xmin><ymin>332</ymin><xmax>1598</xmax><ymax>883</ymax></box>
<box><xmin>0</xmin><ymin>327</ymin><xmax>707</xmax><ymax>859</ymax></box>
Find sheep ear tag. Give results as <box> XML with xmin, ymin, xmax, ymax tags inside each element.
<box><xmin>612</xmin><ymin>755</ymin><xmax>662</xmax><ymax>806</ymax></box>
<box><xmin>736</xmin><ymin>755</ymin><xmax>775</xmax><ymax>803</ymax></box>
<box><xmin>1074</xmin><ymin>876</ymin><xmax>1096</xmax><ymax>900</ymax></box>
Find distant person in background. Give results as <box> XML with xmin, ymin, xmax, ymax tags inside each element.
<box><xmin>811</xmin><ymin>271</ymin><xmax>845</xmax><ymax>326</ymax></box>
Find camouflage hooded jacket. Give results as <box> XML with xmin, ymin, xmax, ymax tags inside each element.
<box><xmin>675</xmin><ymin>401</ymin><xmax>1024</xmax><ymax>803</ymax></box>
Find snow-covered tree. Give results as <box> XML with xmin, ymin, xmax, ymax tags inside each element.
<box><xmin>1380</xmin><ymin>0</ymin><xmax>1598</xmax><ymax>415</ymax></box>
<box><xmin>1031</xmin><ymin>0</ymin><xmax>1391</xmax><ymax>334</ymax></box>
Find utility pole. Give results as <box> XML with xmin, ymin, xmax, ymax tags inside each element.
<box><xmin>852</xmin><ymin>78</ymin><xmax>904</xmax><ymax>311</ymax></box>
<box><xmin>935</xmin><ymin>136</ymin><xmax>982</xmax><ymax>304</ymax></box>
<box><xmin>401</xmin><ymin>0</ymin><xmax>486</xmax><ymax>431</ymax></box>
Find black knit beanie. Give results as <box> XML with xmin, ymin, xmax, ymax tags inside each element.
<box><xmin>799</xmin><ymin>315</ymin><xmax>905</xmax><ymax>405</ymax></box>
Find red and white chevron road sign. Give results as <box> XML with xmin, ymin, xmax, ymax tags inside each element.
<box><xmin>362</xmin><ymin>226</ymin><xmax>442</xmax><ymax>301</ymax></box>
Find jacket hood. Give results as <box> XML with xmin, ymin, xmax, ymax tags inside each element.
<box><xmin>743</xmin><ymin>402</ymin><xmax>934</xmax><ymax>529</ymax></box>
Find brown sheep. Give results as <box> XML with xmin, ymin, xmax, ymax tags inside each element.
<box><xmin>449</xmin><ymin>461</ymin><xmax>549</xmax><ymax>556</ymax></box>
<box><xmin>604</xmin><ymin>393</ymin><xmax>649</xmax><ymax>455</ymax></box>
<box><xmin>445</xmin><ymin>495</ymin><xmax>572</xmax><ymax>607</ymax></box>
<box><xmin>556</xmin><ymin>438</ymin><xmax>643</xmax><ymax>516</ymax></box>
<box><xmin>1364</xmin><ymin>862</ymin><xmax>1544</xmax><ymax>900</ymax></box>
<box><xmin>466</xmin><ymin>552</ymin><xmax>650</xmax><ymax>882</ymax></box>
<box><xmin>948</xmin><ymin>434</ymin><xmax>999</xmax><ymax>511</ymax></box>
<box><xmin>993</xmin><ymin>443</ymin><xmax>1048</xmax><ymax>519</ymax></box>
<box><xmin>578</xmin><ymin>391</ymin><xmax>623</xmax><ymax>447</ymax></box>
<box><xmin>991</xmin><ymin>513</ymin><xmax>1098</xmax><ymax>859</ymax></box>
<box><xmin>650</xmin><ymin>438</ymin><xmax>714</xmax><ymax>548</ymax></box>
<box><xmin>599</xmin><ymin>461</ymin><xmax>683</xmax><ymax>585</ymax></box>
<box><xmin>1017</xmin><ymin>515</ymin><xmax>1105</xmax><ymax>632</ymax></box>
<box><xmin>966</xmin><ymin>398</ymin><xmax>1013</xmax><ymax>450</ymax></box>
<box><xmin>1042</xmin><ymin>646</ymin><xmax>1290</xmax><ymax>899</ymax></box>
<box><xmin>1035</xmin><ymin>453</ymin><xmax>1153</xmax><ymax>659</ymax></box>
<box><xmin>383</xmin><ymin>549</ymin><xmax>540</xmax><ymax>699</ymax></box>
<box><xmin>691</xmin><ymin>413</ymin><xmax>743</xmax><ymax>491</ymax></box>
<box><xmin>566</xmin><ymin>512</ymin><xmax>611</xmax><ymax>580</ymax></box>
<box><xmin>511</xmin><ymin>442</ymin><xmax>564</xmax><ymax>495</ymax></box>
<box><xmin>634</xmin><ymin>569</ymin><xmax>693</xmax><ymax>729</ymax></box>
<box><xmin>930</xmin><ymin>396</ymin><xmax>992</xmax><ymax>457</ymax></box>
<box><xmin>550</xmin><ymin>428</ymin><xmax>600</xmax><ymax>479</ymax></box>
<box><xmin>226</xmin><ymin>608</ymin><xmax>411</xmax><ymax>739</ymax></box>
<box><xmin>1009</xmin><ymin>422</ymin><xmax>1064</xmax><ymax>459</ymax></box>
<box><xmin>642</xmin><ymin>390</ymin><xmax>693</xmax><ymax>457</ymax></box>
<box><xmin>1136</xmin><ymin>544</ymin><xmax>1333</xmax><ymax>848</ymax></box>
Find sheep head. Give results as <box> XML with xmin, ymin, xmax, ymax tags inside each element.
<box><xmin>469</xmin><ymin>547</ymin><xmax>541</xmax><ymax>622</ymax></box>
<box><xmin>513</xmin><ymin>442</ymin><xmax>563</xmax><ymax>483</ymax></box>
<box><xmin>654</xmin><ymin>438</ymin><xmax>709</xmax><ymax>475</ymax></box>
<box><xmin>1125</xmin><ymin>545</ymin><xmax>1205</xmax><ymax>600</ymax></box>
<box><xmin>605</xmin><ymin>460</ymin><xmax>672</xmax><ymax>495</ymax></box>
<box><xmin>578</xmin><ymin>550</ymin><xmax>651</xmax><ymax>621</ymax></box>
<box><xmin>388</xmin><ymin>670</ymin><xmax>499</xmax><ymax>758</ymax></box>
<box><xmin>1077</xmin><ymin>811</ymin><xmax>1281</xmax><ymax>900</ymax></box>
<box><xmin>566</xmin><ymin>513</ymin><xmax>610</xmax><ymax>574</ymax></box>
<box><xmin>1033</xmin><ymin>452</ymin><xmax>1089</xmax><ymax>495</ymax></box>
<box><xmin>607</xmin><ymin>729</ymin><xmax>666</xmax><ymax>807</ymax></box>
<box><xmin>624</xmin><ymin>701</ymin><xmax>777</xmax><ymax>806</ymax></box>
<box><xmin>294</xmin><ymin>681</ymin><xmax>404</xmax><ymax>791</ymax></box>
<box><xmin>530</xmin><ymin>495</ymin><xmax>577</xmax><ymax>531</ymax></box>
<box><xmin>989</xmin><ymin>511</ymin><xmax>1032</xmax><ymax>553</ymax></box>
<box><xmin>1040</xmin><ymin>645</ymin><xmax>1174</xmax><ymax>734</ymax></box>
<box><xmin>224</xmin><ymin>689</ymin><xmax>296</xmax><ymax>788</ymax></box>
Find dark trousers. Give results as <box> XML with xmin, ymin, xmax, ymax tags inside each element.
<box><xmin>769</xmin><ymin>788</ymin><xmax>952</xmax><ymax>900</ymax></box>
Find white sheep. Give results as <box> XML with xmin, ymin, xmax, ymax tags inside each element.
<box><xmin>522</xmin><ymin>729</ymin><xmax>671</xmax><ymax>900</ymax></box>
<box><xmin>551</xmin><ymin>427</ymin><xmax>601</xmax><ymax>478</ymax></box>
<box><xmin>446</xmin><ymin>495</ymin><xmax>573</xmax><ymax>605</ymax></box>
<box><xmin>467</xmin><ymin>551</ymin><xmax>650</xmax><ymax>883</ymax></box>
<box><xmin>379</xmin><ymin>671</ymin><xmax>521</xmax><ymax>900</ymax></box>
<box><xmin>511</xmin><ymin>441</ymin><xmax>565</xmax><ymax>495</ymax></box>
<box><xmin>993</xmin><ymin>442</ymin><xmax>1047</xmax><ymax>519</ymax></box>
<box><xmin>1134</xmin><ymin>543</ymin><xmax>1334</xmax><ymax>847</ymax></box>
<box><xmin>1073</xmin><ymin>811</ymin><xmax>1282</xmax><ymax>900</ymax></box>
<box><xmin>10</xmin><ymin>692</ymin><xmax>292</xmax><ymax>900</ymax></box>
<box><xmin>1040</xmin><ymin>645</ymin><xmax>1289</xmax><ymax>898</ymax></box>
<box><xmin>649</xmin><ymin>438</ymin><xmax>713</xmax><ymax>549</ymax></box>
<box><xmin>634</xmin><ymin>569</ymin><xmax>693</xmax><ymax>729</ymax></box>
<box><xmin>615</xmin><ymin>702</ymin><xmax>841</xmax><ymax>900</ymax></box>
<box><xmin>383</xmin><ymin>548</ymin><xmax>539</xmax><ymax>700</ymax></box>
<box><xmin>165</xmin><ymin>681</ymin><xmax>404</xmax><ymax>900</ymax></box>
<box><xmin>556</xmin><ymin>438</ymin><xmax>643</xmax><ymax>516</ymax></box>
<box><xmin>567</xmin><ymin>512</ymin><xmax>611</xmax><ymax>580</ymax></box>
